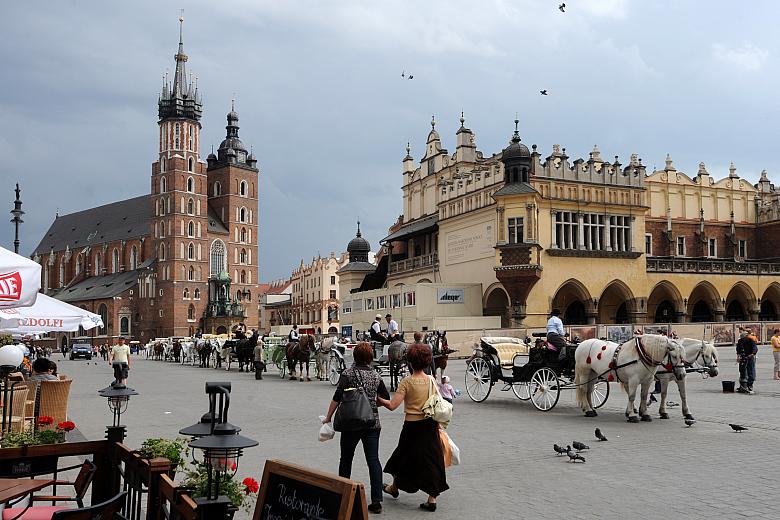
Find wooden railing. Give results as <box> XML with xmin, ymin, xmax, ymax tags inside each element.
<box><xmin>389</xmin><ymin>252</ymin><xmax>438</xmax><ymax>274</ymax></box>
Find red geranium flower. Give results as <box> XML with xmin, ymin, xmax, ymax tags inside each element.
<box><xmin>57</xmin><ymin>421</ymin><xmax>76</xmax><ymax>432</ymax></box>
<box><xmin>37</xmin><ymin>416</ymin><xmax>54</xmax><ymax>425</ymax></box>
<box><xmin>242</xmin><ymin>477</ymin><xmax>259</xmax><ymax>495</ymax></box>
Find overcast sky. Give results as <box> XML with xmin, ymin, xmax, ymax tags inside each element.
<box><xmin>2</xmin><ymin>0</ymin><xmax>779</xmax><ymax>280</ymax></box>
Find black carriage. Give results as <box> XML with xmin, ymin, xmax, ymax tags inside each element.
<box><xmin>464</xmin><ymin>334</ymin><xmax>609</xmax><ymax>411</ymax></box>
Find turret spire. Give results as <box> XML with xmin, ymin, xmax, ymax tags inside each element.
<box><xmin>158</xmin><ymin>13</ymin><xmax>202</xmax><ymax>121</ymax></box>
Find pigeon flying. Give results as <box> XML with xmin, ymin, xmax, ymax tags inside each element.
<box><xmin>540</xmin><ymin>89</ymin><xmax>548</xmax><ymax>95</ymax></box>
<box><xmin>567</xmin><ymin>449</ymin><xmax>585</xmax><ymax>463</ymax></box>
<box><xmin>559</xmin><ymin>3</ymin><xmax>566</xmax><ymax>12</ymax></box>
<box><xmin>729</xmin><ymin>424</ymin><xmax>748</xmax><ymax>432</ymax></box>
<box><xmin>595</xmin><ymin>428</ymin><xmax>608</xmax><ymax>441</ymax></box>
<box><xmin>684</xmin><ymin>419</ymin><xmax>695</xmax><ymax>427</ymax></box>
<box><xmin>553</xmin><ymin>444</ymin><xmax>567</xmax><ymax>455</ymax></box>
<box><xmin>572</xmin><ymin>441</ymin><xmax>590</xmax><ymax>451</ymax></box>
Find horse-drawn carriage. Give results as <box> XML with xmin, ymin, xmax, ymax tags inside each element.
<box><xmin>262</xmin><ymin>335</ymin><xmax>289</xmax><ymax>378</ymax></box>
<box><xmin>465</xmin><ymin>334</ymin><xmax>610</xmax><ymax>412</ymax></box>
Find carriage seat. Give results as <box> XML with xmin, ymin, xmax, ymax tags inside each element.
<box><xmin>480</xmin><ymin>337</ymin><xmax>529</xmax><ymax>368</ymax></box>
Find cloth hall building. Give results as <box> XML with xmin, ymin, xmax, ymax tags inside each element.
<box><xmin>338</xmin><ymin>114</ymin><xmax>780</xmax><ymax>337</ymax></box>
<box><xmin>31</xmin><ymin>24</ymin><xmax>260</xmax><ymax>345</ymax></box>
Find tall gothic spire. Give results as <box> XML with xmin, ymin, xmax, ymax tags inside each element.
<box><xmin>158</xmin><ymin>13</ymin><xmax>202</xmax><ymax>122</ymax></box>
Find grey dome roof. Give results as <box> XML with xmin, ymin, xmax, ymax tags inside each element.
<box><xmin>348</xmin><ymin>233</ymin><xmax>370</xmax><ymax>254</ymax></box>
<box><xmin>502</xmin><ymin>138</ymin><xmax>530</xmax><ymax>160</ymax></box>
<box><xmin>220</xmin><ymin>137</ymin><xmax>245</xmax><ymax>153</ymax></box>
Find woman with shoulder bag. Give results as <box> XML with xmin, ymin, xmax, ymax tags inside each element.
<box><xmin>322</xmin><ymin>342</ymin><xmax>389</xmax><ymax>514</ymax></box>
<box><xmin>377</xmin><ymin>343</ymin><xmax>449</xmax><ymax>512</ymax></box>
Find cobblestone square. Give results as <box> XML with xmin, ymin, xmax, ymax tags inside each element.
<box><xmin>63</xmin><ymin>347</ymin><xmax>779</xmax><ymax>519</ymax></box>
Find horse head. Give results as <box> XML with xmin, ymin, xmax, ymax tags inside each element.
<box><xmin>665</xmin><ymin>338</ymin><xmax>688</xmax><ymax>381</ymax></box>
<box><xmin>700</xmin><ymin>340</ymin><xmax>719</xmax><ymax>376</ymax></box>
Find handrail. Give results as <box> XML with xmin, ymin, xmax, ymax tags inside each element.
<box><xmin>158</xmin><ymin>474</ymin><xmax>198</xmax><ymax>520</ymax></box>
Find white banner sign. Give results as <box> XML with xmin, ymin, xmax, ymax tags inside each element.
<box><xmin>437</xmin><ymin>288</ymin><xmax>464</xmax><ymax>304</ymax></box>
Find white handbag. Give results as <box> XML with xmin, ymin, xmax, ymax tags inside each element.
<box><xmin>422</xmin><ymin>376</ymin><xmax>453</xmax><ymax>428</ymax></box>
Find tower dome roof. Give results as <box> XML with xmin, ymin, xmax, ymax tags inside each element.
<box><xmin>501</xmin><ymin>118</ymin><xmax>530</xmax><ymax>161</ymax></box>
<box><xmin>347</xmin><ymin>222</ymin><xmax>371</xmax><ymax>263</ymax></box>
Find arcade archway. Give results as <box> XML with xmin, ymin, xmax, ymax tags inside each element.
<box><xmin>760</xmin><ymin>283</ymin><xmax>780</xmax><ymax>321</ymax></box>
<box><xmin>597</xmin><ymin>280</ymin><xmax>635</xmax><ymax>324</ymax></box>
<box><xmin>687</xmin><ymin>282</ymin><xmax>721</xmax><ymax>322</ymax></box>
<box><xmin>725</xmin><ymin>282</ymin><xmax>756</xmax><ymax>321</ymax></box>
<box><xmin>484</xmin><ymin>285</ymin><xmax>510</xmax><ymax>328</ymax></box>
<box><xmin>647</xmin><ymin>281</ymin><xmax>684</xmax><ymax>323</ymax></box>
<box><xmin>551</xmin><ymin>279</ymin><xmax>593</xmax><ymax>325</ymax></box>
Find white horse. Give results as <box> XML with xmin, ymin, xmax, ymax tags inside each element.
<box><xmin>575</xmin><ymin>334</ymin><xmax>686</xmax><ymax>422</ymax></box>
<box><xmin>654</xmin><ymin>338</ymin><xmax>719</xmax><ymax>420</ymax></box>
<box><xmin>315</xmin><ymin>338</ymin><xmax>336</xmax><ymax>381</ymax></box>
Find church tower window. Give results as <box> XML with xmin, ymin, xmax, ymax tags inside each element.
<box><xmin>174</xmin><ymin>123</ymin><xmax>181</xmax><ymax>149</ymax></box>
<box><xmin>213</xmin><ymin>182</ymin><xmax>222</xmax><ymax>197</ymax></box>
<box><xmin>187</xmin><ymin>176</ymin><xmax>194</xmax><ymax>192</ymax></box>
<box><xmin>240</xmin><ymin>180</ymin><xmax>248</xmax><ymax>196</ymax></box>
<box><xmin>112</xmin><ymin>249</ymin><xmax>119</xmax><ymax>273</ymax></box>
<box><xmin>187</xmin><ymin>198</ymin><xmax>194</xmax><ymax>215</ymax></box>
<box><xmin>188</xmin><ymin>158</ymin><xmax>194</xmax><ymax>173</ymax></box>
<box><xmin>210</xmin><ymin>240</ymin><xmax>226</xmax><ymax>275</ymax></box>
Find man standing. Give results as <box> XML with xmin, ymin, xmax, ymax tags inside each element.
<box><xmin>736</xmin><ymin>329</ymin><xmax>758</xmax><ymax>394</ymax></box>
<box><xmin>385</xmin><ymin>313</ymin><xmax>399</xmax><ymax>343</ymax></box>
<box><xmin>369</xmin><ymin>314</ymin><xmax>384</xmax><ymax>343</ymax></box>
<box><xmin>252</xmin><ymin>330</ymin><xmax>265</xmax><ymax>380</ymax></box>
<box><xmin>546</xmin><ymin>309</ymin><xmax>567</xmax><ymax>352</ymax></box>
<box><xmin>108</xmin><ymin>336</ymin><xmax>131</xmax><ymax>388</ymax></box>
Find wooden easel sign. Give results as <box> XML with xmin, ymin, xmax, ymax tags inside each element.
<box><xmin>253</xmin><ymin>459</ymin><xmax>368</xmax><ymax>520</ymax></box>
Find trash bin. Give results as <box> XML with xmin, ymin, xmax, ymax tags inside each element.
<box><xmin>722</xmin><ymin>380</ymin><xmax>735</xmax><ymax>393</ymax></box>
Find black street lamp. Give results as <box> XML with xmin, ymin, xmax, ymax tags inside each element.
<box><xmin>182</xmin><ymin>382</ymin><xmax>257</xmax><ymax>518</ymax></box>
<box><xmin>98</xmin><ymin>384</ymin><xmax>139</xmax><ymax>443</ymax></box>
<box><xmin>10</xmin><ymin>183</ymin><xmax>24</xmax><ymax>255</ymax></box>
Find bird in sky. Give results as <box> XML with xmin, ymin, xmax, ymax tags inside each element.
<box><xmin>540</xmin><ymin>89</ymin><xmax>548</xmax><ymax>95</ymax></box>
<box><xmin>553</xmin><ymin>444</ymin><xmax>567</xmax><ymax>455</ymax></box>
<box><xmin>572</xmin><ymin>441</ymin><xmax>590</xmax><ymax>451</ymax></box>
<box><xmin>594</xmin><ymin>428</ymin><xmax>608</xmax><ymax>442</ymax></box>
<box><xmin>684</xmin><ymin>419</ymin><xmax>695</xmax><ymax>427</ymax></box>
<box><xmin>559</xmin><ymin>3</ymin><xmax>566</xmax><ymax>12</ymax></box>
<box><xmin>729</xmin><ymin>424</ymin><xmax>748</xmax><ymax>432</ymax></box>
<box><xmin>401</xmin><ymin>71</ymin><xmax>405</xmax><ymax>78</ymax></box>
<box><xmin>567</xmin><ymin>449</ymin><xmax>585</xmax><ymax>463</ymax></box>
<box><xmin>408</xmin><ymin>74</ymin><xmax>414</xmax><ymax>80</ymax></box>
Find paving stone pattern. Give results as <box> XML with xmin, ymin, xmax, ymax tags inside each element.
<box><xmin>63</xmin><ymin>346</ymin><xmax>779</xmax><ymax>519</ymax></box>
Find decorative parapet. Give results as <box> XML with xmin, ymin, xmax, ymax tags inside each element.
<box><xmin>547</xmin><ymin>249</ymin><xmax>642</xmax><ymax>259</ymax></box>
<box><xmin>646</xmin><ymin>257</ymin><xmax>780</xmax><ymax>274</ymax></box>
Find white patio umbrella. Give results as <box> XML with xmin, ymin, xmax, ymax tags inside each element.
<box><xmin>0</xmin><ymin>245</ymin><xmax>41</xmax><ymax>308</ymax></box>
<box><xmin>0</xmin><ymin>293</ymin><xmax>103</xmax><ymax>334</ymax></box>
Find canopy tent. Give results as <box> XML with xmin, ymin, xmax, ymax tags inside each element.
<box><xmin>0</xmin><ymin>293</ymin><xmax>103</xmax><ymax>334</ymax></box>
<box><xmin>0</xmin><ymin>246</ymin><xmax>41</xmax><ymax>309</ymax></box>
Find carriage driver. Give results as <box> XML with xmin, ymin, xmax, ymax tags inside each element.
<box><xmin>385</xmin><ymin>313</ymin><xmax>399</xmax><ymax>343</ymax></box>
<box><xmin>546</xmin><ymin>309</ymin><xmax>567</xmax><ymax>352</ymax></box>
<box><xmin>369</xmin><ymin>314</ymin><xmax>385</xmax><ymax>343</ymax></box>
<box><xmin>288</xmin><ymin>325</ymin><xmax>300</xmax><ymax>343</ymax></box>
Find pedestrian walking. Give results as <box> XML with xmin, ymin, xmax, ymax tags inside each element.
<box><xmin>322</xmin><ymin>342</ymin><xmax>389</xmax><ymax>514</ymax></box>
<box><xmin>109</xmin><ymin>336</ymin><xmax>131</xmax><ymax>387</ymax></box>
<box><xmin>771</xmin><ymin>328</ymin><xmax>780</xmax><ymax>381</ymax></box>
<box><xmin>378</xmin><ymin>343</ymin><xmax>449</xmax><ymax>512</ymax></box>
<box><xmin>252</xmin><ymin>331</ymin><xmax>265</xmax><ymax>380</ymax></box>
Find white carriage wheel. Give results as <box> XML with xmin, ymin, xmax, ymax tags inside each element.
<box><xmin>329</xmin><ymin>353</ymin><xmax>341</xmax><ymax>386</ymax></box>
<box><xmin>464</xmin><ymin>357</ymin><xmax>493</xmax><ymax>402</ymax></box>
<box><xmin>592</xmin><ymin>381</ymin><xmax>610</xmax><ymax>409</ymax></box>
<box><xmin>278</xmin><ymin>360</ymin><xmax>287</xmax><ymax>378</ymax></box>
<box><xmin>511</xmin><ymin>382</ymin><xmax>531</xmax><ymax>400</ymax></box>
<box><xmin>529</xmin><ymin>367</ymin><xmax>560</xmax><ymax>411</ymax></box>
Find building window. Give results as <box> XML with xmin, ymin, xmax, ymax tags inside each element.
<box><xmin>507</xmin><ymin>217</ymin><xmax>523</xmax><ymax>244</ymax></box>
<box><xmin>188</xmin><ymin>266</ymin><xmax>194</xmax><ymax>281</ymax></box>
<box><xmin>342</xmin><ymin>301</ymin><xmax>351</xmax><ymax>314</ymax></box>
<box><xmin>194</xmin><ymin>288</ymin><xmax>200</xmax><ymax>300</ymax></box>
<box><xmin>160</xmin><ymin>176</ymin><xmax>167</xmax><ymax>193</ymax></box>
<box><xmin>240</xmin><ymin>228</ymin><xmax>247</xmax><ymax>243</ymax></box>
<box><xmin>676</xmin><ymin>236</ymin><xmax>686</xmax><ymax>257</ymax></box>
<box><xmin>188</xmin><ymin>158</ymin><xmax>194</xmax><ymax>173</ymax></box>
<box><xmin>738</xmin><ymin>239</ymin><xmax>747</xmax><ymax>258</ymax></box>
<box><xmin>59</xmin><ymin>258</ymin><xmax>65</xmax><ymax>287</ymax></box>
<box><xmin>365</xmin><ymin>298</ymin><xmax>374</xmax><ymax>310</ymax></box>
<box><xmin>240</xmin><ymin>180</ymin><xmax>248</xmax><ymax>197</ymax></box>
<box><xmin>183</xmin><ymin>288</ymin><xmax>189</xmax><ymax>299</ymax></box>
<box><xmin>644</xmin><ymin>234</ymin><xmax>652</xmax><ymax>255</ymax></box>
<box><xmin>240</xmin><ymin>270</ymin><xmax>246</xmax><ymax>284</ymax></box>
<box><xmin>609</xmin><ymin>216</ymin><xmax>631</xmax><ymax>252</ymax></box>
<box><xmin>159</xmin><ymin>309</ymin><xmax>163</xmax><ymax>318</ymax></box>
<box><xmin>159</xmin><ymin>243</ymin><xmax>166</xmax><ymax>261</ymax></box>
<box><xmin>187</xmin><ymin>221</ymin><xmax>194</xmax><ymax>237</ymax></box>
<box><xmin>129</xmin><ymin>246</ymin><xmax>138</xmax><ymax>270</ymax></box>
<box><xmin>239</xmin><ymin>248</ymin><xmax>247</xmax><ymax>264</ymax></box>
<box><xmin>94</xmin><ymin>253</ymin><xmax>102</xmax><ymax>275</ymax></box>
<box><xmin>554</xmin><ymin>211</ymin><xmax>579</xmax><ymax>249</ymax></box>
<box><xmin>330</xmin><ymin>290</ymin><xmax>338</xmax><ymax>300</ymax></box>
<box><xmin>112</xmin><ymin>249</ymin><xmax>119</xmax><ymax>273</ymax></box>
<box><xmin>210</xmin><ymin>240</ymin><xmax>226</xmax><ymax>275</ymax></box>
<box><xmin>187</xmin><ymin>198</ymin><xmax>194</xmax><ymax>215</ymax></box>
<box><xmin>75</xmin><ymin>254</ymin><xmax>82</xmax><ymax>275</ymax></box>
<box><xmin>213</xmin><ymin>182</ymin><xmax>222</xmax><ymax>197</ymax></box>
<box><xmin>390</xmin><ymin>294</ymin><xmax>401</xmax><ymax>308</ymax></box>
<box><xmin>188</xmin><ymin>243</ymin><xmax>195</xmax><ymax>260</ymax></box>
<box><xmin>708</xmin><ymin>238</ymin><xmax>717</xmax><ymax>258</ymax></box>
<box><xmin>188</xmin><ymin>304</ymin><xmax>195</xmax><ymax>320</ymax></box>
<box><xmin>188</xmin><ymin>126</ymin><xmax>194</xmax><ymax>150</ymax></box>
<box><xmin>239</xmin><ymin>207</ymin><xmax>246</xmax><ymax>223</ymax></box>
<box><xmin>120</xmin><ymin>316</ymin><xmax>129</xmax><ymax>335</ymax></box>
<box><xmin>187</xmin><ymin>176</ymin><xmax>194</xmax><ymax>192</ymax></box>
<box><xmin>583</xmin><ymin>214</ymin><xmax>605</xmax><ymax>250</ymax></box>
<box><xmin>330</xmin><ymin>276</ymin><xmax>336</xmax><ymax>285</ymax></box>
<box><xmin>174</xmin><ymin>123</ymin><xmax>180</xmax><ymax>149</ymax></box>
<box><xmin>98</xmin><ymin>304</ymin><xmax>108</xmax><ymax>333</ymax></box>
<box><xmin>404</xmin><ymin>291</ymin><xmax>416</xmax><ymax>306</ymax></box>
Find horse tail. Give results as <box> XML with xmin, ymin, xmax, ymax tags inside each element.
<box><xmin>574</xmin><ymin>351</ymin><xmax>589</xmax><ymax>411</ymax></box>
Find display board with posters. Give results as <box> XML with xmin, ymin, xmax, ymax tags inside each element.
<box><xmin>736</xmin><ymin>322</ymin><xmax>761</xmax><ymax>343</ymax></box>
<box><xmin>569</xmin><ymin>326</ymin><xmax>597</xmax><ymax>341</ymax></box>
<box><xmin>762</xmin><ymin>323</ymin><xmax>780</xmax><ymax>344</ymax></box>
<box><xmin>643</xmin><ymin>324</ymin><xmax>670</xmax><ymax>336</ymax></box>
<box><xmin>606</xmin><ymin>325</ymin><xmax>633</xmax><ymax>344</ymax></box>
<box><xmin>710</xmin><ymin>323</ymin><xmax>735</xmax><ymax>346</ymax></box>
<box><xmin>669</xmin><ymin>323</ymin><xmax>711</xmax><ymax>342</ymax></box>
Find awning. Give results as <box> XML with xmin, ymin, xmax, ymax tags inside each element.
<box><xmin>380</xmin><ymin>215</ymin><xmax>438</xmax><ymax>244</ymax></box>
<box><xmin>0</xmin><ymin>293</ymin><xmax>103</xmax><ymax>333</ymax></box>
<box><xmin>0</xmin><ymin>246</ymin><xmax>41</xmax><ymax>308</ymax></box>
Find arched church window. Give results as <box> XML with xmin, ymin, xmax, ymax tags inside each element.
<box><xmin>240</xmin><ymin>270</ymin><xmax>246</xmax><ymax>284</ymax></box>
<box><xmin>239</xmin><ymin>207</ymin><xmax>246</xmax><ymax>223</ymax></box>
<box><xmin>129</xmin><ymin>246</ymin><xmax>138</xmax><ymax>270</ymax></box>
<box><xmin>213</xmin><ymin>182</ymin><xmax>222</xmax><ymax>197</ymax></box>
<box><xmin>188</xmin><ymin>266</ymin><xmax>194</xmax><ymax>281</ymax></box>
<box><xmin>188</xmin><ymin>304</ymin><xmax>195</xmax><ymax>320</ymax></box>
<box><xmin>94</xmin><ymin>253</ymin><xmax>102</xmax><ymax>276</ymax></box>
<box><xmin>240</xmin><ymin>180</ymin><xmax>248</xmax><ymax>197</ymax></box>
<box><xmin>240</xmin><ymin>228</ymin><xmax>247</xmax><ymax>243</ymax></box>
<box><xmin>188</xmin><ymin>126</ymin><xmax>194</xmax><ymax>151</ymax></box>
<box><xmin>210</xmin><ymin>240</ymin><xmax>226</xmax><ymax>275</ymax></box>
<box><xmin>188</xmin><ymin>242</ymin><xmax>195</xmax><ymax>260</ymax></box>
<box><xmin>159</xmin><ymin>243</ymin><xmax>166</xmax><ymax>261</ymax></box>
<box><xmin>160</xmin><ymin>176</ymin><xmax>167</xmax><ymax>193</ymax></box>
<box><xmin>240</xmin><ymin>249</ymin><xmax>247</xmax><ymax>264</ymax></box>
<box><xmin>98</xmin><ymin>304</ymin><xmax>108</xmax><ymax>333</ymax></box>
<box><xmin>188</xmin><ymin>221</ymin><xmax>195</xmax><ymax>237</ymax></box>
<box><xmin>174</xmin><ymin>123</ymin><xmax>181</xmax><ymax>149</ymax></box>
<box><xmin>187</xmin><ymin>198</ymin><xmax>194</xmax><ymax>215</ymax></box>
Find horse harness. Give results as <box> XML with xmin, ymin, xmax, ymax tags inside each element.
<box><xmin>607</xmin><ymin>337</ymin><xmax>679</xmax><ymax>383</ymax></box>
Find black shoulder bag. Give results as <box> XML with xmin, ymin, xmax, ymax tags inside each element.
<box><xmin>333</xmin><ymin>369</ymin><xmax>376</xmax><ymax>432</ymax></box>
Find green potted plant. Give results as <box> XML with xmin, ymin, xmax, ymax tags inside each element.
<box><xmin>181</xmin><ymin>463</ymin><xmax>259</xmax><ymax>518</ymax></box>
<box><xmin>1</xmin><ymin>417</ymin><xmax>76</xmax><ymax>448</ymax></box>
<box><xmin>137</xmin><ymin>437</ymin><xmax>188</xmax><ymax>469</ymax></box>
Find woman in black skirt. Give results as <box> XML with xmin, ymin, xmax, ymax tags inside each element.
<box><xmin>378</xmin><ymin>343</ymin><xmax>448</xmax><ymax>511</ymax></box>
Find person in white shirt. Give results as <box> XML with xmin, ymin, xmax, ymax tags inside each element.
<box><xmin>385</xmin><ymin>313</ymin><xmax>399</xmax><ymax>343</ymax></box>
<box><xmin>369</xmin><ymin>314</ymin><xmax>385</xmax><ymax>343</ymax></box>
<box><xmin>108</xmin><ymin>336</ymin><xmax>131</xmax><ymax>387</ymax></box>
<box><xmin>546</xmin><ymin>309</ymin><xmax>567</xmax><ymax>352</ymax></box>
<box><xmin>288</xmin><ymin>325</ymin><xmax>300</xmax><ymax>343</ymax></box>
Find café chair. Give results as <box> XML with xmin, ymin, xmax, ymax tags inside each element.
<box><xmin>2</xmin><ymin>461</ymin><xmax>96</xmax><ymax>520</ymax></box>
<box><xmin>51</xmin><ymin>491</ymin><xmax>127</xmax><ymax>520</ymax></box>
<box><xmin>36</xmin><ymin>380</ymin><xmax>72</xmax><ymax>430</ymax></box>
<box><xmin>0</xmin><ymin>386</ymin><xmax>29</xmax><ymax>433</ymax></box>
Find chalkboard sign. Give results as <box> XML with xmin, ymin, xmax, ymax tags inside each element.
<box><xmin>253</xmin><ymin>460</ymin><xmax>367</xmax><ymax>520</ymax></box>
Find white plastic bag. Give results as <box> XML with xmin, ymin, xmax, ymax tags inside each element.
<box><xmin>318</xmin><ymin>415</ymin><xmax>335</xmax><ymax>442</ymax></box>
<box><xmin>448</xmin><ymin>434</ymin><xmax>460</xmax><ymax>465</ymax></box>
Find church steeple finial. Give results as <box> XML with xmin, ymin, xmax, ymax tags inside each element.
<box><xmin>512</xmin><ymin>113</ymin><xmax>520</xmax><ymax>142</ymax></box>
<box><xmin>356</xmin><ymin>220</ymin><xmax>362</xmax><ymax>237</ymax></box>
<box><xmin>159</xmin><ymin>12</ymin><xmax>201</xmax><ymax>121</ymax></box>
<box><xmin>431</xmin><ymin>115</ymin><xmax>436</xmax><ymax>130</ymax></box>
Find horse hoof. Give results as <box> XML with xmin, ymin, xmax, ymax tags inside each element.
<box><xmin>584</xmin><ymin>411</ymin><xmax>598</xmax><ymax>418</ymax></box>
<box><xmin>641</xmin><ymin>415</ymin><xmax>652</xmax><ymax>422</ymax></box>
<box><xmin>659</xmin><ymin>413</ymin><xmax>669</xmax><ymax>419</ymax></box>
<box><xmin>684</xmin><ymin>414</ymin><xmax>695</xmax><ymax>420</ymax></box>
<box><xmin>288</xmin><ymin>377</ymin><xmax>296</xmax><ymax>381</ymax></box>
<box><xmin>307</xmin><ymin>378</ymin><xmax>312</xmax><ymax>382</ymax></box>
<box><xmin>627</xmin><ymin>416</ymin><xmax>639</xmax><ymax>423</ymax></box>
<box><xmin>299</xmin><ymin>378</ymin><xmax>303</xmax><ymax>382</ymax></box>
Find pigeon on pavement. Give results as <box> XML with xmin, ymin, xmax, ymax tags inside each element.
<box><xmin>553</xmin><ymin>444</ymin><xmax>567</xmax><ymax>455</ymax></box>
<box><xmin>684</xmin><ymin>419</ymin><xmax>695</xmax><ymax>427</ymax></box>
<box><xmin>729</xmin><ymin>424</ymin><xmax>748</xmax><ymax>432</ymax></box>
<box><xmin>567</xmin><ymin>449</ymin><xmax>585</xmax><ymax>463</ymax></box>
<box><xmin>595</xmin><ymin>428</ymin><xmax>608</xmax><ymax>441</ymax></box>
<box><xmin>572</xmin><ymin>441</ymin><xmax>590</xmax><ymax>451</ymax></box>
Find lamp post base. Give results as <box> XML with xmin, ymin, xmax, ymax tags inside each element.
<box><xmin>105</xmin><ymin>425</ymin><xmax>126</xmax><ymax>443</ymax></box>
<box><xmin>195</xmin><ymin>496</ymin><xmax>232</xmax><ymax>520</ymax></box>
